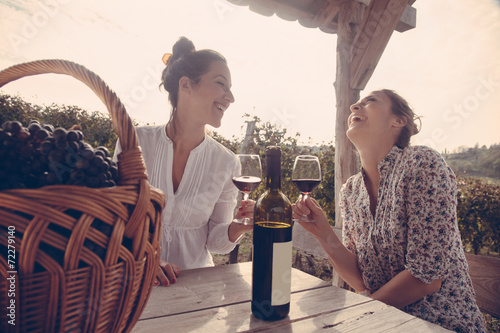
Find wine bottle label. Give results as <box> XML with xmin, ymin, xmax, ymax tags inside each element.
<box><xmin>271</xmin><ymin>241</ymin><xmax>292</xmax><ymax>306</ymax></box>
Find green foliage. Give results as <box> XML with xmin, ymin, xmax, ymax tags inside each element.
<box><xmin>457</xmin><ymin>176</ymin><xmax>500</xmax><ymax>255</ymax></box>
<box><xmin>0</xmin><ymin>94</ymin><xmax>42</xmax><ymax>124</ymax></box>
<box><xmin>4</xmin><ymin>93</ymin><xmax>499</xmax><ymax>253</ymax></box>
<box><xmin>0</xmin><ymin>93</ymin><xmax>118</xmax><ymax>154</ymax></box>
<box><xmin>213</xmin><ymin>115</ymin><xmax>336</xmax><ymax>225</ymax></box>
<box><xmin>444</xmin><ymin>144</ymin><xmax>500</xmax><ymax>184</ymax></box>
<box><xmin>315</xmin><ymin>144</ymin><xmax>336</xmax><ymax>222</ymax></box>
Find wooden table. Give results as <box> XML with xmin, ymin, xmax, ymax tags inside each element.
<box><xmin>132</xmin><ymin>262</ymin><xmax>451</xmax><ymax>332</ymax></box>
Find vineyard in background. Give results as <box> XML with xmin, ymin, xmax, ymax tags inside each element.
<box><xmin>1</xmin><ymin>93</ymin><xmax>498</xmax><ymax>256</ymax></box>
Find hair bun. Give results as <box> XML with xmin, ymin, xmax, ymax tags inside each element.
<box><xmin>171</xmin><ymin>36</ymin><xmax>195</xmax><ymax>61</ymax></box>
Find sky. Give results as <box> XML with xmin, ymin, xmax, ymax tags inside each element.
<box><xmin>0</xmin><ymin>0</ymin><xmax>499</xmax><ymax>153</ymax></box>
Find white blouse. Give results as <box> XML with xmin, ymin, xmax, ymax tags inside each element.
<box><xmin>114</xmin><ymin>125</ymin><xmax>240</xmax><ymax>269</ymax></box>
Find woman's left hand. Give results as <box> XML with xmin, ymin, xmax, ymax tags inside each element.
<box><xmin>154</xmin><ymin>260</ymin><xmax>181</xmax><ymax>287</ymax></box>
<box><xmin>234</xmin><ymin>199</ymin><xmax>255</xmax><ymax>223</ymax></box>
<box><xmin>228</xmin><ymin>200</ymin><xmax>255</xmax><ymax>241</ymax></box>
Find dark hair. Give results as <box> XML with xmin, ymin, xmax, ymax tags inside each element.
<box><xmin>160</xmin><ymin>37</ymin><xmax>227</xmax><ymax>136</ymax></box>
<box><xmin>381</xmin><ymin>89</ymin><xmax>421</xmax><ymax>148</ymax></box>
<box><xmin>160</xmin><ymin>37</ymin><xmax>227</xmax><ymax>140</ymax></box>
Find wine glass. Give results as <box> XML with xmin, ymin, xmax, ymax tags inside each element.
<box><xmin>232</xmin><ymin>154</ymin><xmax>262</xmax><ymax>224</ymax></box>
<box><xmin>292</xmin><ymin>155</ymin><xmax>321</xmax><ymax>222</ymax></box>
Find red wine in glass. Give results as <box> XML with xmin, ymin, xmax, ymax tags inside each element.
<box><xmin>292</xmin><ymin>179</ymin><xmax>320</xmax><ymax>195</ymax></box>
<box><xmin>292</xmin><ymin>155</ymin><xmax>321</xmax><ymax>222</ymax></box>
<box><xmin>233</xmin><ymin>154</ymin><xmax>262</xmax><ymax>225</ymax></box>
<box><xmin>232</xmin><ymin>176</ymin><xmax>261</xmax><ymax>195</ymax></box>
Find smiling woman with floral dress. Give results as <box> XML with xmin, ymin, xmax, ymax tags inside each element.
<box><xmin>114</xmin><ymin>37</ymin><xmax>254</xmax><ymax>287</ymax></box>
<box><xmin>293</xmin><ymin>89</ymin><xmax>486</xmax><ymax>332</ymax></box>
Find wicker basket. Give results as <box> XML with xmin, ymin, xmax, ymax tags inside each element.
<box><xmin>0</xmin><ymin>60</ymin><xmax>165</xmax><ymax>332</ymax></box>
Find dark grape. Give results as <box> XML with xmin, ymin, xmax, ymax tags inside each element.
<box><xmin>17</xmin><ymin>129</ymin><xmax>30</xmax><ymax>141</ymax></box>
<box><xmin>0</xmin><ymin>129</ymin><xmax>10</xmax><ymax>140</ymax></box>
<box><xmin>68</xmin><ymin>140</ymin><xmax>79</xmax><ymax>152</ymax></box>
<box><xmin>19</xmin><ymin>145</ymin><xmax>32</xmax><ymax>159</ymax></box>
<box><xmin>67</xmin><ymin>130</ymin><xmax>79</xmax><ymax>142</ymax></box>
<box><xmin>42</xmin><ymin>124</ymin><xmax>54</xmax><ymax>133</ymax></box>
<box><xmin>100</xmin><ymin>159</ymin><xmax>110</xmax><ymax>172</ymax></box>
<box><xmin>75</xmin><ymin>159</ymin><xmax>90</xmax><ymax>170</ymax></box>
<box><xmin>55</xmin><ymin>140</ymin><xmax>68</xmax><ymax>150</ymax></box>
<box><xmin>40</xmin><ymin>139</ymin><xmax>54</xmax><ymax>154</ymax></box>
<box><xmin>3</xmin><ymin>121</ymin><xmax>22</xmax><ymax>134</ymax></box>
<box><xmin>35</xmin><ymin>129</ymin><xmax>50</xmax><ymax>141</ymax></box>
<box><xmin>97</xmin><ymin>172</ymin><xmax>108</xmax><ymax>184</ymax></box>
<box><xmin>53</xmin><ymin>128</ymin><xmax>67</xmax><ymax>141</ymax></box>
<box><xmin>70</xmin><ymin>169</ymin><xmax>86</xmax><ymax>182</ymax></box>
<box><xmin>48</xmin><ymin>149</ymin><xmax>64</xmax><ymax>163</ymax></box>
<box><xmin>87</xmin><ymin>166</ymin><xmax>99</xmax><ymax>176</ymax></box>
<box><xmin>80</xmin><ymin>148</ymin><xmax>94</xmax><ymax>160</ymax></box>
<box><xmin>11</xmin><ymin>121</ymin><xmax>22</xmax><ymax>133</ymax></box>
<box><xmin>28</xmin><ymin>122</ymin><xmax>42</xmax><ymax>134</ymax></box>
<box><xmin>86</xmin><ymin>176</ymin><xmax>100</xmax><ymax>188</ymax></box>
<box><xmin>96</xmin><ymin>146</ymin><xmax>111</xmax><ymax>158</ymax></box>
<box><xmin>0</xmin><ymin>120</ymin><xmax>119</xmax><ymax>190</ymax></box>
<box><xmin>91</xmin><ymin>155</ymin><xmax>105</xmax><ymax>169</ymax></box>
<box><xmin>45</xmin><ymin>172</ymin><xmax>58</xmax><ymax>185</ymax></box>
<box><xmin>31</xmin><ymin>160</ymin><xmax>44</xmax><ymax>173</ymax></box>
<box><xmin>109</xmin><ymin>165</ymin><xmax>118</xmax><ymax>179</ymax></box>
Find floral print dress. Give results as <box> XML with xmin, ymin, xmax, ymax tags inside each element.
<box><xmin>340</xmin><ymin>145</ymin><xmax>486</xmax><ymax>332</ymax></box>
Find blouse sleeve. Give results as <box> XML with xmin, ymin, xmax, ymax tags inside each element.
<box><xmin>206</xmin><ymin>155</ymin><xmax>240</xmax><ymax>254</ymax></box>
<box><xmin>404</xmin><ymin>148</ymin><xmax>459</xmax><ymax>284</ymax></box>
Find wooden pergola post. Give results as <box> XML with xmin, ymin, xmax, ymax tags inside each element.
<box><xmin>226</xmin><ymin>0</ymin><xmax>416</xmax><ymax>287</ymax></box>
<box><xmin>333</xmin><ymin>1</ymin><xmax>363</xmax><ymax>229</ymax></box>
<box><xmin>334</xmin><ymin>0</ymin><xmax>410</xmax><ymax>230</ymax></box>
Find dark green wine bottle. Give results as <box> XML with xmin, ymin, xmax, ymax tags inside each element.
<box><xmin>251</xmin><ymin>146</ymin><xmax>293</xmax><ymax>321</ymax></box>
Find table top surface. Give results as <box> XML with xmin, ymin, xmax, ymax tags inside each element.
<box><xmin>132</xmin><ymin>262</ymin><xmax>451</xmax><ymax>333</ymax></box>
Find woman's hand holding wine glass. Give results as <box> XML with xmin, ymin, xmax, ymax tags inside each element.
<box><xmin>232</xmin><ymin>154</ymin><xmax>262</xmax><ymax>225</ymax></box>
<box><xmin>292</xmin><ymin>155</ymin><xmax>321</xmax><ymax>222</ymax></box>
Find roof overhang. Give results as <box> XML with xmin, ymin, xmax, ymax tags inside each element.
<box><xmin>227</xmin><ymin>0</ymin><xmax>416</xmax><ymax>34</ymax></box>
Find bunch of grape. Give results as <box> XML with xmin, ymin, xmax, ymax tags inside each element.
<box><xmin>0</xmin><ymin>120</ymin><xmax>119</xmax><ymax>191</ymax></box>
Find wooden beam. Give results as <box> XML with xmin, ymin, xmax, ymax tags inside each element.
<box><xmin>355</xmin><ymin>0</ymin><xmax>416</xmax><ymax>32</ymax></box>
<box><xmin>350</xmin><ymin>0</ymin><xmax>409</xmax><ymax>90</ymax></box>
<box><xmin>311</xmin><ymin>1</ymin><xmax>341</xmax><ymax>27</ymax></box>
<box><xmin>334</xmin><ymin>1</ymin><xmax>362</xmax><ymax>231</ymax></box>
<box><xmin>395</xmin><ymin>4</ymin><xmax>416</xmax><ymax>32</ymax></box>
<box><xmin>227</xmin><ymin>0</ymin><xmax>416</xmax><ymax>34</ymax></box>
<box><xmin>247</xmin><ymin>0</ymin><xmax>277</xmax><ymax>17</ymax></box>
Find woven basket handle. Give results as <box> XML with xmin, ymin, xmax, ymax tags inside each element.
<box><xmin>0</xmin><ymin>59</ymin><xmax>155</xmax><ymax>240</ymax></box>
<box><xmin>0</xmin><ymin>59</ymin><xmax>138</xmax><ymax>153</ymax></box>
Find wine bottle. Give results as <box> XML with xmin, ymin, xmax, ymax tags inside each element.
<box><xmin>252</xmin><ymin>146</ymin><xmax>293</xmax><ymax>321</ymax></box>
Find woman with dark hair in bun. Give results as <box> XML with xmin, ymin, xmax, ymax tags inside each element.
<box><xmin>114</xmin><ymin>37</ymin><xmax>253</xmax><ymax>286</ymax></box>
<box><xmin>293</xmin><ymin>90</ymin><xmax>486</xmax><ymax>332</ymax></box>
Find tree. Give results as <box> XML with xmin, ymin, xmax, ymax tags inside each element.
<box><xmin>5</xmin><ymin>93</ymin><xmax>499</xmax><ymax>258</ymax></box>
<box><xmin>1</xmin><ymin>93</ymin><xmax>119</xmax><ymax>154</ymax></box>
<box><xmin>213</xmin><ymin>114</ymin><xmax>336</xmax><ymax>224</ymax></box>
<box><xmin>457</xmin><ymin>176</ymin><xmax>500</xmax><ymax>255</ymax></box>
<box><xmin>0</xmin><ymin>94</ymin><xmax>42</xmax><ymax>125</ymax></box>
